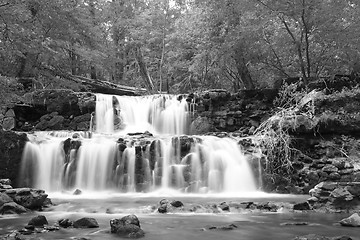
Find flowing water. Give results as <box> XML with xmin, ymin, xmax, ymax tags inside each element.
<box><xmin>6</xmin><ymin>93</ymin><xmax>358</xmax><ymax>239</ymax></box>
<box><xmin>1</xmin><ymin>195</ymin><xmax>359</xmax><ymax>240</ymax></box>
<box><xmin>19</xmin><ymin>94</ymin><xmax>258</xmax><ymax>195</ymax></box>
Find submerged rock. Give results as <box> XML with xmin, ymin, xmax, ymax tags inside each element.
<box><xmin>207</xmin><ymin>223</ymin><xmax>238</xmax><ymax>231</ymax></box>
<box><xmin>292</xmin><ymin>234</ymin><xmax>353</xmax><ymax>240</ymax></box>
<box><xmin>110</xmin><ymin>214</ymin><xmax>145</xmax><ymax>238</ymax></box>
<box><xmin>73</xmin><ymin>217</ymin><xmax>99</xmax><ymax>228</ymax></box>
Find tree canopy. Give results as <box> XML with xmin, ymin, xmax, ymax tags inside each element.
<box><xmin>0</xmin><ymin>0</ymin><xmax>359</xmax><ymax>93</ymax></box>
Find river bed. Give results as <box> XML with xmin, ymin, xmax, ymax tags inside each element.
<box><xmin>1</xmin><ymin>193</ymin><xmax>359</xmax><ymax>240</ymax></box>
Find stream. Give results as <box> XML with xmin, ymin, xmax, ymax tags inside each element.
<box><xmin>1</xmin><ymin>194</ymin><xmax>359</xmax><ymax>240</ymax></box>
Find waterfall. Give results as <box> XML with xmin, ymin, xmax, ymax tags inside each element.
<box><xmin>20</xmin><ymin>93</ymin><xmax>259</xmax><ymax>195</ymax></box>
<box><xmin>94</xmin><ymin>94</ymin><xmax>190</xmax><ymax>135</ymax></box>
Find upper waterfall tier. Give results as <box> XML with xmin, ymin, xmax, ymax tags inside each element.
<box><xmin>95</xmin><ymin>94</ymin><xmax>191</xmax><ymax>135</ymax></box>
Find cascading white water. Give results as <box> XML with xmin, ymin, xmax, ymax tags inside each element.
<box><xmin>94</xmin><ymin>94</ymin><xmax>190</xmax><ymax>135</ymax></box>
<box><xmin>20</xmin><ymin>140</ymin><xmax>65</xmax><ymax>192</ymax></box>
<box><xmin>20</xmin><ymin>93</ymin><xmax>259</xmax><ymax>195</ymax></box>
<box><xmin>20</xmin><ymin>135</ymin><xmax>257</xmax><ymax>194</ymax></box>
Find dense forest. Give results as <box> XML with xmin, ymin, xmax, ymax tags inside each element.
<box><xmin>0</xmin><ymin>0</ymin><xmax>360</xmax><ymax>94</ymax></box>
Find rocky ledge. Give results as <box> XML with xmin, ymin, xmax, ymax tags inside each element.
<box><xmin>0</xmin><ymin>179</ymin><xmax>51</xmax><ymax>214</ymax></box>
<box><xmin>1</xmin><ymin>214</ymin><xmax>145</xmax><ymax>240</ymax></box>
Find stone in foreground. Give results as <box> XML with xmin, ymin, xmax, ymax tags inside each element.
<box><xmin>339</xmin><ymin>213</ymin><xmax>360</xmax><ymax>227</ymax></box>
<box><xmin>73</xmin><ymin>217</ymin><xmax>99</xmax><ymax>228</ymax></box>
<box><xmin>28</xmin><ymin>215</ymin><xmax>48</xmax><ymax>227</ymax></box>
<box><xmin>110</xmin><ymin>214</ymin><xmax>145</xmax><ymax>238</ymax></box>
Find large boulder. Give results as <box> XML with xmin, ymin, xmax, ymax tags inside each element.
<box><xmin>110</xmin><ymin>214</ymin><xmax>145</xmax><ymax>238</ymax></box>
<box><xmin>5</xmin><ymin>188</ymin><xmax>49</xmax><ymax>210</ymax></box>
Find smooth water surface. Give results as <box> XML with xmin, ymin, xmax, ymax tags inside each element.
<box><xmin>1</xmin><ymin>194</ymin><xmax>358</xmax><ymax>240</ymax></box>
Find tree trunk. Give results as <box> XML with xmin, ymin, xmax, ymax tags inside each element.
<box><xmin>112</xmin><ymin>0</ymin><xmax>125</xmax><ymax>83</ymax></box>
<box><xmin>69</xmin><ymin>45</ymin><xmax>79</xmax><ymax>75</ymax></box>
<box><xmin>159</xmin><ymin>0</ymin><xmax>169</xmax><ymax>93</ymax></box>
<box><xmin>88</xmin><ymin>0</ymin><xmax>97</xmax><ymax>80</ymax></box>
<box><xmin>232</xmin><ymin>52</ymin><xmax>255</xmax><ymax>90</ymax></box>
<box><xmin>133</xmin><ymin>45</ymin><xmax>157</xmax><ymax>93</ymax></box>
<box><xmin>17</xmin><ymin>52</ymin><xmax>38</xmax><ymax>78</ymax></box>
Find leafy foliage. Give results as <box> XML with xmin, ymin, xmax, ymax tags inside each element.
<box><xmin>0</xmin><ymin>0</ymin><xmax>359</xmax><ymax>93</ymax></box>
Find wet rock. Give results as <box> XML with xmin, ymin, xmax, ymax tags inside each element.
<box><xmin>292</xmin><ymin>234</ymin><xmax>329</xmax><ymax>240</ymax></box>
<box><xmin>73</xmin><ymin>189</ymin><xmax>82</xmax><ymax>195</ymax></box>
<box><xmin>5</xmin><ymin>188</ymin><xmax>49</xmax><ymax>210</ymax></box>
<box><xmin>44</xmin><ymin>225</ymin><xmax>60</xmax><ymax>231</ymax></box>
<box><xmin>280</xmin><ymin>222</ymin><xmax>309</xmax><ymax>226</ymax></box>
<box><xmin>293</xmin><ymin>202</ymin><xmax>311</xmax><ymax>211</ymax></box>
<box><xmin>331</xmin><ymin>237</ymin><xmax>353</xmax><ymax>240</ymax></box>
<box><xmin>28</xmin><ymin>215</ymin><xmax>48</xmax><ymax>227</ymax></box>
<box><xmin>110</xmin><ymin>214</ymin><xmax>145</xmax><ymax>238</ymax></box>
<box><xmin>208</xmin><ymin>223</ymin><xmax>238</xmax><ymax>231</ymax></box>
<box><xmin>73</xmin><ymin>217</ymin><xmax>99</xmax><ymax>228</ymax></box>
<box><xmin>170</xmin><ymin>200</ymin><xmax>184</xmax><ymax>208</ymax></box>
<box><xmin>0</xmin><ymin>184</ymin><xmax>13</xmax><ymax>190</ymax></box>
<box><xmin>256</xmin><ymin>202</ymin><xmax>278</xmax><ymax>212</ymax></box>
<box><xmin>0</xmin><ymin>179</ymin><xmax>11</xmax><ymax>185</ymax></box>
<box><xmin>158</xmin><ymin>199</ymin><xmax>169</xmax><ymax>213</ymax></box>
<box><xmin>24</xmin><ymin>225</ymin><xmax>35</xmax><ymax>231</ymax></box>
<box><xmin>159</xmin><ymin>199</ymin><xmax>169</xmax><ymax>205</ymax></box>
<box><xmin>219</xmin><ymin>202</ymin><xmax>230</xmax><ymax>211</ymax></box>
<box><xmin>58</xmin><ymin>218</ymin><xmax>73</xmax><ymax>228</ymax></box>
<box><xmin>18</xmin><ymin>228</ymin><xmax>34</xmax><ymax>236</ymax></box>
<box><xmin>0</xmin><ymin>201</ymin><xmax>27</xmax><ymax>214</ymax></box>
<box><xmin>339</xmin><ymin>213</ymin><xmax>360</xmax><ymax>227</ymax></box>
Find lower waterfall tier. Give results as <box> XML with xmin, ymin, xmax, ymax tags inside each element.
<box><xmin>20</xmin><ymin>133</ymin><xmax>258</xmax><ymax>194</ymax></box>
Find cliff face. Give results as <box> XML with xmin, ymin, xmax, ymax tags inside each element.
<box><xmin>0</xmin><ymin>129</ymin><xmax>28</xmax><ymax>186</ymax></box>
<box><xmin>190</xmin><ymin>89</ymin><xmax>277</xmax><ymax>135</ymax></box>
<box><xmin>11</xmin><ymin>90</ymin><xmax>96</xmax><ymax>132</ymax></box>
